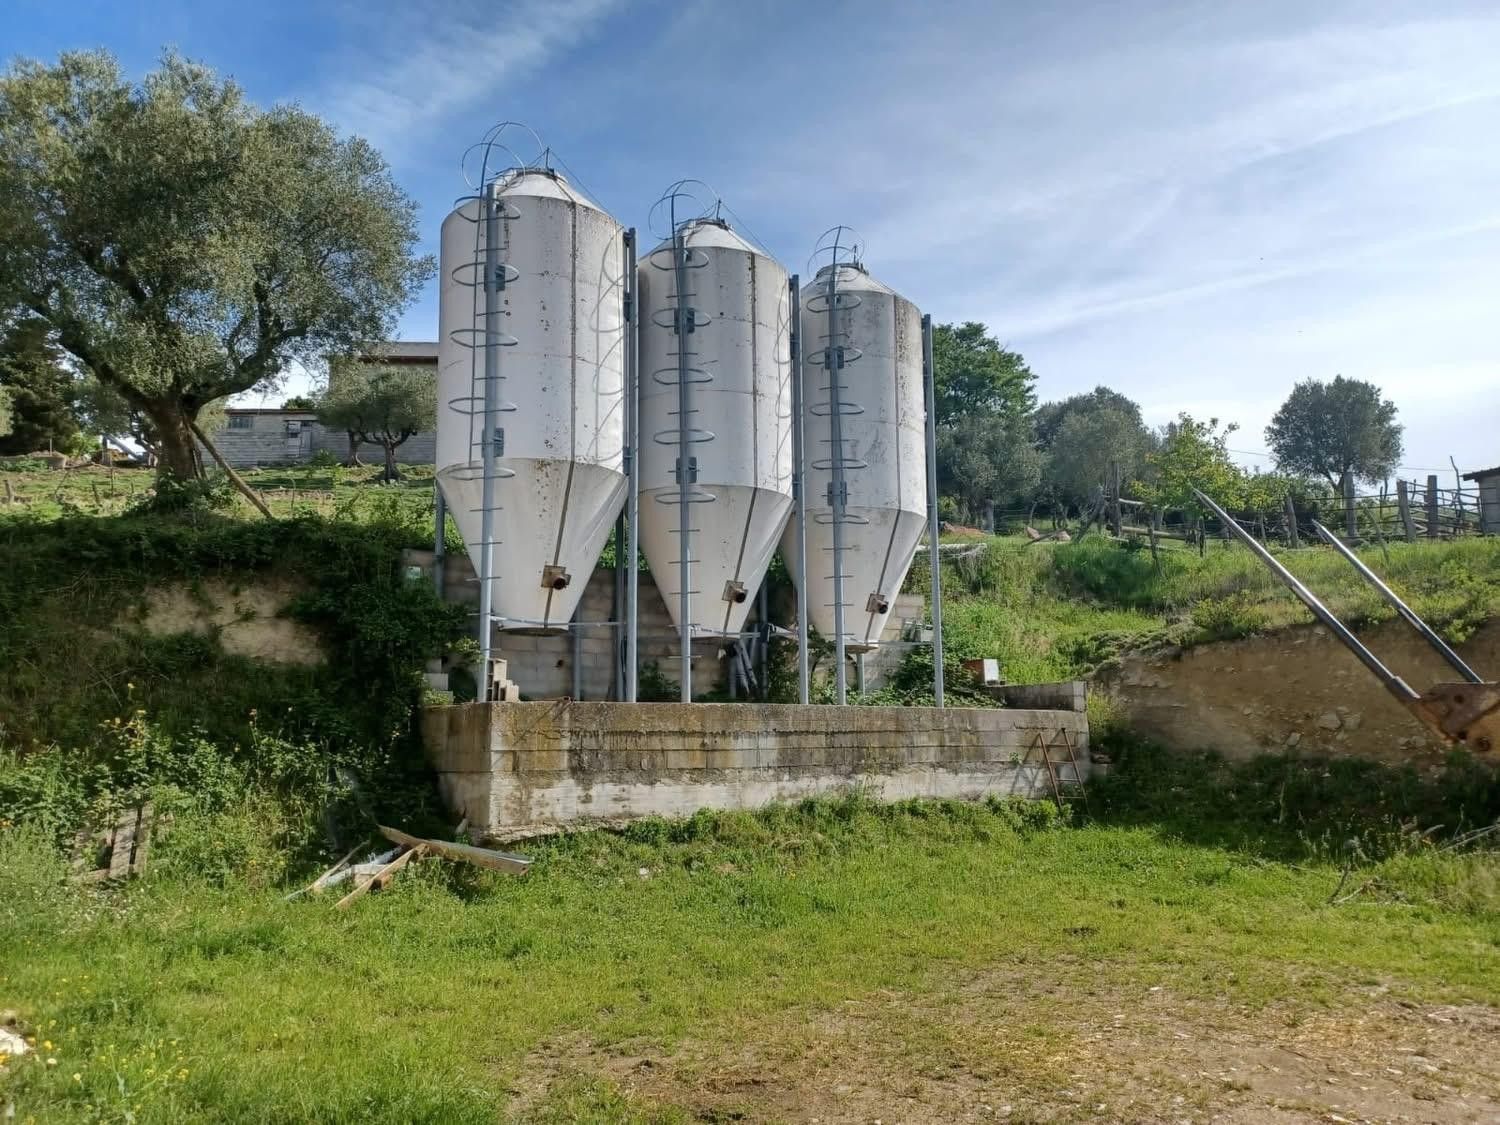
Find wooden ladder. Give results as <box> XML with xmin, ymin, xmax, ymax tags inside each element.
<box><xmin>1029</xmin><ymin>728</ymin><xmax>1088</xmax><ymax>811</ymax></box>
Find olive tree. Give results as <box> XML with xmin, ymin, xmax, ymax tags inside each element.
<box><xmin>1266</xmin><ymin>376</ymin><xmax>1402</xmax><ymax>487</ymax></box>
<box><xmin>0</xmin><ymin>50</ymin><xmax>433</xmax><ymax>481</ymax></box>
<box><xmin>315</xmin><ymin>365</ymin><xmax>435</xmax><ymax>482</ymax></box>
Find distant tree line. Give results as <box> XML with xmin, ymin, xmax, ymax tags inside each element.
<box><xmin>928</xmin><ymin>320</ymin><xmax>1405</xmax><ymax>531</ymax></box>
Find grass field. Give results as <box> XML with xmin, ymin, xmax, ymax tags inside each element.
<box><xmin>3</xmin><ymin>756</ymin><xmax>1499</xmax><ymax>1124</ymax></box>
<box><xmin>0</xmin><ymin>460</ymin><xmax>440</xmax><ymax>526</ymax></box>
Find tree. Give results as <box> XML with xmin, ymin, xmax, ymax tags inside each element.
<box><xmin>1045</xmin><ymin>406</ymin><xmax>1149</xmax><ymax>510</ymax></box>
<box><xmin>315</xmin><ymin>365</ymin><xmax>434</xmax><ymax>481</ymax></box>
<box><xmin>935</xmin><ymin>414</ymin><xmax>1043</xmax><ymax>526</ymax></box>
<box><xmin>0</xmin><ymin>49</ymin><xmax>432</xmax><ymax>482</ymax></box>
<box><xmin>281</xmin><ymin>394</ymin><xmax>316</xmax><ymax>410</ymax></box>
<box><xmin>0</xmin><ymin>386</ymin><xmax>12</xmax><ymax>440</ymax></box>
<box><xmin>932</xmin><ymin>322</ymin><xmax>1036</xmax><ymax>425</ymax></box>
<box><xmin>1265</xmin><ymin>376</ymin><xmax>1402</xmax><ymax>488</ymax></box>
<box><xmin>1034</xmin><ymin>385</ymin><xmax>1145</xmax><ymax>450</ymax></box>
<box><xmin>0</xmin><ymin>317</ymin><xmax>82</xmax><ymax>454</ymax></box>
<box><xmin>1137</xmin><ymin>414</ymin><xmax>1247</xmax><ymax>517</ymax></box>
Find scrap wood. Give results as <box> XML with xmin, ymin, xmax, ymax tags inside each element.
<box><xmin>283</xmin><ymin>843</ymin><xmax>366</xmax><ymax>901</ymax></box>
<box><xmin>335</xmin><ymin>844</ymin><xmax>427</xmax><ymax>911</ymax></box>
<box><xmin>378</xmin><ymin>824</ymin><xmax>530</xmax><ymax>875</ymax></box>
<box><xmin>72</xmin><ymin>802</ymin><xmax>155</xmax><ymax>883</ymax></box>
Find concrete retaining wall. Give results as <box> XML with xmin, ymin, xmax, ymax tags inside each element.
<box><xmin>423</xmin><ymin>698</ymin><xmax>1089</xmax><ymax>835</ymax></box>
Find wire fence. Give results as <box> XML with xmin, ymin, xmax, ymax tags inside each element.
<box><xmin>945</xmin><ymin>475</ymin><xmax>1492</xmax><ymax>550</ymax></box>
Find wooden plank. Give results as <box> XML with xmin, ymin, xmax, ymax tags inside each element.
<box><xmin>130</xmin><ymin>802</ymin><xmax>154</xmax><ymax>875</ymax></box>
<box><xmin>377</xmin><ymin>825</ymin><xmax>530</xmax><ymax>875</ymax></box>
<box><xmin>284</xmin><ymin>844</ymin><xmax>365</xmax><ymax>901</ymax></box>
<box><xmin>107</xmin><ymin>807</ymin><xmax>139</xmax><ymax>880</ymax></box>
<box><xmin>335</xmin><ymin>845</ymin><xmax>424</xmax><ymax>910</ymax></box>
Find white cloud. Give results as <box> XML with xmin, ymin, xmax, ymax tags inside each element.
<box><xmin>310</xmin><ymin>0</ymin><xmax>624</xmax><ymax>154</ymax></box>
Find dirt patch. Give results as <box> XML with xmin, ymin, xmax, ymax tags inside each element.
<box><xmin>512</xmin><ymin>970</ymin><xmax>1500</xmax><ymax>1123</ymax></box>
<box><xmin>1096</xmin><ymin>620</ymin><xmax>1500</xmax><ymax>766</ymax></box>
<box><xmin>135</xmin><ymin>579</ymin><xmax>323</xmax><ymax>665</ymax></box>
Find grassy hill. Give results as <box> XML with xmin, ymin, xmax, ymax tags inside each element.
<box><xmin>906</xmin><ymin>533</ymin><xmax>1500</xmax><ymax>686</ymax></box>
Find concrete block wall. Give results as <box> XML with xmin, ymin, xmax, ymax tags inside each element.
<box><xmin>200</xmin><ymin>413</ymin><xmax>436</xmax><ymax>469</ymax></box>
<box><xmin>311</xmin><ymin>427</ymin><xmax>436</xmax><ymax>467</ymax></box>
<box><xmin>423</xmin><ymin>699</ymin><xmax>1090</xmax><ymax>834</ymax></box>
<box><xmin>404</xmin><ymin>550</ymin><xmax>727</xmax><ymax>699</ymax></box>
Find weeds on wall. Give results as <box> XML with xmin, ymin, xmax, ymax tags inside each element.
<box><xmin>0</xmin><ymin>505</ymin><xmax>466</xmax><ymax>851</ymax></box>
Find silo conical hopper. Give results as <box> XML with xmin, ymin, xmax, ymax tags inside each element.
<box><xmin>638</xmin><ymin>217</ymin><xmax>794</xmax><ymax>638</ymax></box>
<box><xmin>781</xmin><ymin>261</ymin><xmax>926</xmax><ymax>651</ymax></box>
<box><xmin>436</xmin><ymin>168</ymin><xmax>627</xmax><ymax>631</ymax></box>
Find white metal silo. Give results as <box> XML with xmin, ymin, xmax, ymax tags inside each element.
<box><xmin>637</xmin><ymin>216</ymin><xmax>794</xmax><ymax>641</ymax></box>
<box><xmin>436</xmin><ymin>167</ymin><xmax>627</xmax><ymax>633</ymax></box>
<box><xmin>781</xmin><ymin>259</ymin><xmax>926</xmax><ymax>653</ymax></box>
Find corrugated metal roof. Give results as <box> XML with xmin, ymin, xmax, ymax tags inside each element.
<box><xmin>1461</xmin><ymin>466</ymin><xmax>1500</xmax><ymax>481</ymax></box>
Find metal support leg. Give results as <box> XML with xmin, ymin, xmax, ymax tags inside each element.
<box><xmin>789</xmin><ymin>275</ymin><xmax>810</xmax><ymax>704</ymax></box>
<box><xmin>433</xmin><ymin>484</ymin><xmax>447</xmax><ymax>600</ymax></box>
<box><xmin>623</xmin><ymin>228</ymin><xmax>640</xmax><ymax>703</ymax></box>
<box><xmin>922</xmin><ymin>314</ymin><xmax>944</xmax><ymax>708</ymax></box>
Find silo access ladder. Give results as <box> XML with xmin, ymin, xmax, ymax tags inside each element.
<box><xmin>1026</xmin><ymin>728</ymin><xmax>1088</xmax><ymax>812</ymax></box>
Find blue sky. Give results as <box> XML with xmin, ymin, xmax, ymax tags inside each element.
<box><xmin>6</xmin><ymin>0</ymin><xmax>1499</xmax><ymax>477</ymax></box>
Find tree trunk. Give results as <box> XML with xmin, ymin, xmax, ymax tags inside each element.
<box><xmin>382</xmin><ymin>441</ymin><xmax>400</xmax><ymax>482</ymax></box>
<box><xmin>345</xmin><ymin>431</ymin><xmax>364</xmax><ymax>467</ymax></box>
<box><xmin>150</xmin><ymin>406</ymin><xmax>201</xmax><ymax>481</ymax></box>
<box><xmin>190</xmin><ymin>418</ymin><xmax>274</xmax><ymax>519</ymax></box>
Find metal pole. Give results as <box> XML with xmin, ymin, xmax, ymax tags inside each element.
<box><xmin>433</xmin><ymin>484</ymin><xmax>447</xmax><ymax>600</ymax></box>
<box><xmin>922</xmin><ymin>314</ymin><xmax>944</xmax><ymax>708</ymax></box>
<box><xmin>1312</xmin><ymin>521</ymin><xmax>1483</xmax><ymax>683</ymax></box>
<box><xmin>1194</xmin><ymin>489</ymin><xmax>1419</xmax><ymax>703</ymax></box>
<box><xmin>623</xmin><ymin>228</ymin><xmax>640</xmax><ymax>702</ymax></box>
<box><xmin>789</xmin><ymin>275</ymin><xmax>810</xmax><ymax>704</ymax></box>
<box><xmin>672</xmin><ymin>224</ymin><xmax>693</xmax><ymax>703</ymax></box>
<box><xmin>825</xmin><ymin>265</ymin><xmax>848</xmax><ymax>705</ymax></box>
<box><xmin>757</xmin><ymin>579</ymin><xmax>770</xmax><ymax>701</ymax></box>
<box><xmin>477</xmin><ymin>182</ymin><xmax>501</xmax><ymax>699</ymax></box>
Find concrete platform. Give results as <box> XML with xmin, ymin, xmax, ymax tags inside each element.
<box><xmin>422</xmin><ymin>694</ymin><xmax>1089</xmax><ymax>836</ymax></box>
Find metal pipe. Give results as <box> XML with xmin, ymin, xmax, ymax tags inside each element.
<box><xmin>1194</xmin><ymin>490</ymin><xmax>1420</xmax><ymax>703</ymax></box>
<box><xmin>757</xmin><ymin>578</ymin><xmax>769</xmax><ymax>701</ymax></box>
<box><xmin>921</xmin><ymin>315</ymin><xmax>944</xmax><ymax>708</ymax></box>
<box><xmin>672</xmin><ymin>223</ymin><xmax>693</xmax><ymax>703</ymax></box>
<box><xmin>826</xmin><ymin>265</ymin><xmax>847</xmax><ymax>705</ymax></box>
<box><xmin>623</xmin><ymin>227</ymin><xmax>640</xmax><ymax>703</ymax></box>
<box><xmin>1312</xmin><ymin>521</ymin><xmax>1484</xmax><ymax>683</ymax></box>
<box><xmin>612</xmin><ymin>510</ymin><xmax>625</xmax><ymax>699</ymax></box>
<box><xmin>433</xmin><ymin>484</ymin><xmax>447</xmax><ymax>600</ymax></box>
<box><xmin>789</xmin><ymin>275</ymin><xmax>810</xmax><ymax>704</ymax></box>
<box><xmin>477</xmin><ymin>181</ymin><xmax>501</xmax><ymax>699</ymax></box>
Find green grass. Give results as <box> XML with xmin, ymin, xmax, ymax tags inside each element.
<box><xmin>2</xmin><ymin>777</ymin><xmax>1497</xmax><ymax>1123</ymax></box>
<box><xmin>902</xmin><ymin>532</ymin><xmax>1500</xmax><ymax>684</ymax></box>
<box><xmin>0</xmin><ymin>462</ymin><xmax>441</xmax><ymax>526</ymax></box>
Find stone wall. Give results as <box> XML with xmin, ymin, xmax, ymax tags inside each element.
<box><xmin>423</xmin><ymin>697</ymin><xmax>1089</xmax><ymax>835</ymax></box>
<box><xmin>1094</xmin><ymin>619</ymin><xmax>1500</xmax><ymax>765</ymax></box>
